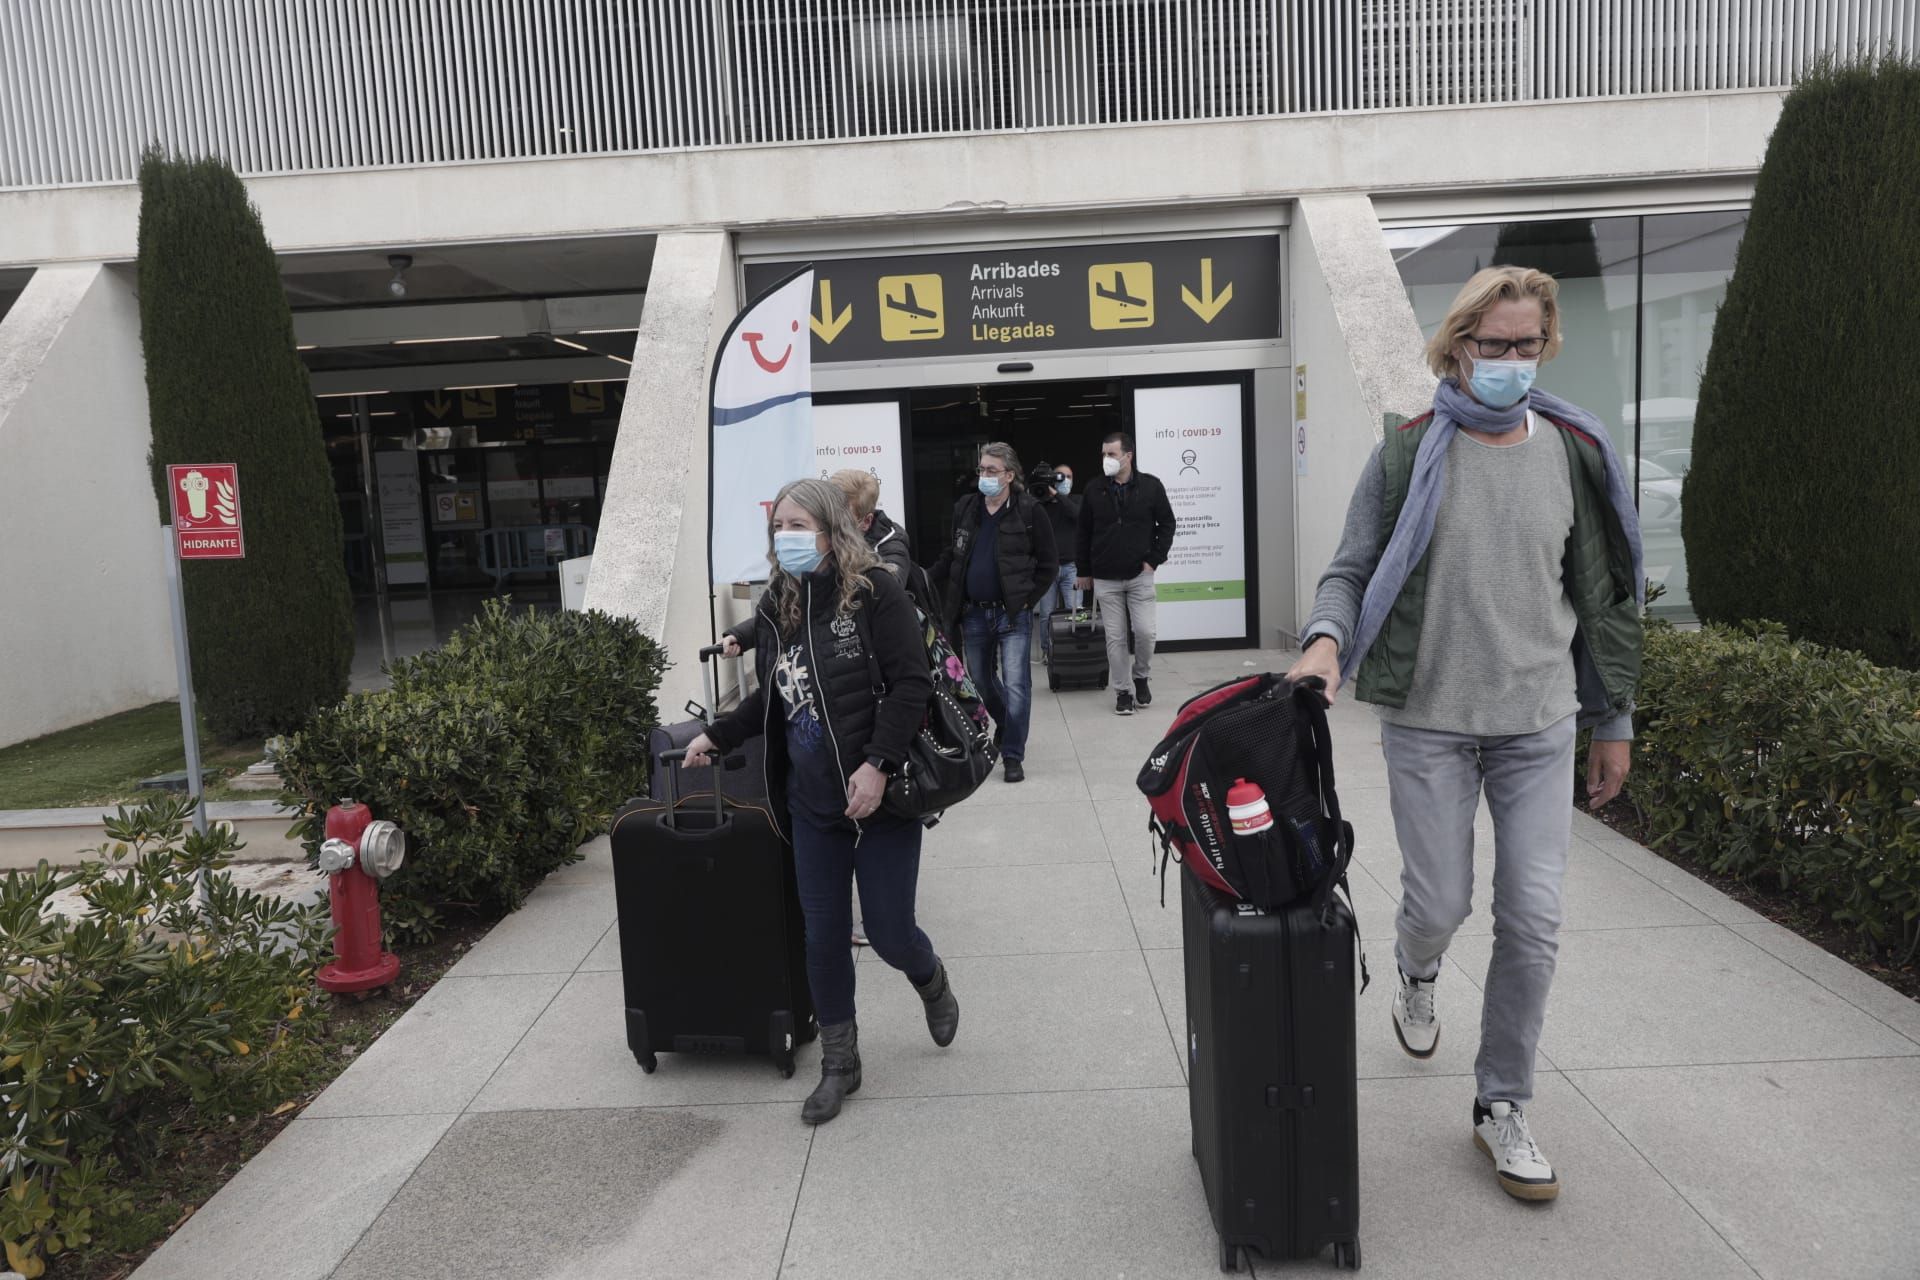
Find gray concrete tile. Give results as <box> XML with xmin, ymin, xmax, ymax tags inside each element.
<box><xmin>331</xmin><ymin>1105</ymin><xmax>809</xmax><ymax>1280</ymax></box>
<box><xmin>542</xmin><ymin>832</ymin><xmax>612</xmax><ymax>884</ymax></box>
<box><xmin>1568</xmin><ymin>1057</ymin><xmax>1920</xmax><ymax>1280</ymax></box>
<box><xmin>580</xmin><ymin>919</ymin><xmax>622</xmax><ymax>972</ymax></box>
<box><xmin>1141</xmin><ymin>948</ymin><xmax>1189</xmax><ymax>1081</ymax></box>
<box><xmin>918</xmin><ymin>795</ymin><xmax>1114</xmax><ymax>869</ymax></box>
<box><xmin>131</xmin><ymin>1115</ymin><xmax>455</xmax><ymax>1280</ymax></box>
<box><xmin>306</xmin><ymin>973</ymin><xmax>567</xmax><ymax>1118</ymax></box>
<box><xmin>1729</xmin><ymin>920</ymin><xmax>1920</xmax><ymax>1047</ymax></box>
<box><xmin>1351</xmin><ymin>1074</ymin><xmax>1756</xmax><ymax>1279</ymax></box>
<box><xmin>959</xmin><ymin>755</ymin><xmax>1090</xmax><ymax>806</ymax></box>
<box><xmin>1572</xmin><ymin>820</ymin><xmax>1768</xmax><ymax>926</ymax></box>
<box><xmin>781</xmin><ymin>1089</ymin><xmax>1233</xmax><ymax>1279</ymax></box>
<box><xmin>1449</xmin><ymin>925</ymin><xmax>1920</xmax><ymax>1071</ymax></box>
<box><xmin>468</xmin><ymin>969</ymin><xmax>816</xmax><ymax>1112</ymax></box>
<box><xmin>913</xmin><ymin>862</ymin><xmax>1138</xmax><ymax>958</ymax></box>
<box><xmin>848</xmin><ymin>951</ymin><xmax>1184</xmax><ymax>1098</ymax></box>
<box><xmin>446</xmin><ymin>882</ymin><xmax>618</xmax><ymax>977</ymax></box>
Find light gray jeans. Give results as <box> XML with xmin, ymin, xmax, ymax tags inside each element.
<box><xmin>1380</xmin><ymin>712</ymin><xmax>1577</xmax><ymax>1107</ymax></box>
<box><xmin>1093</xmin><ymin>570</ymin><xmax>1157</xmax><ymax>691</ymax></box>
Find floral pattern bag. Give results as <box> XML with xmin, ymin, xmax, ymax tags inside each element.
<box><xmin>855</xmin><ymin>602</ymin><xmax>1000</xmax><ymax>825</ymax></box>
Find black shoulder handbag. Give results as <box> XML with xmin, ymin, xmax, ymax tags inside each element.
<box><xmin>851</xmin><ymin>597</ymin><xmax>999</xmax><ymax>825</ymax></box>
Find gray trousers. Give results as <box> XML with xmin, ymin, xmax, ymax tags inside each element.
<box><xmin>1380</xmin><ymin>713</ymin><xmax>1577</xmax><ymax>1107</ymax></box>
<box><xmin>1093</xmin><ymin>570</ymin><xmax>1157</xmax><ymax>691</ymax></box>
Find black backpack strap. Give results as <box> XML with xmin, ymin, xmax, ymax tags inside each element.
<box><xmin>850</xmin><ymin>598</ymin><xmax>888</xmax><ymax>698</ymax></box>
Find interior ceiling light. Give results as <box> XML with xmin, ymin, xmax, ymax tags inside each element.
<box><xmin>316</xmin><ymin>390</ymin><xmax>389</xmax><ymax>398</ymax></box>
<box><xmin>578</xmin><ymin>326</ymin><xmax>639</xmax><ymax>334</ymax></box>
<box><xmin>445</xmin><ymin>383</ymin><xmax>516</xmax><ymax>391</ymax></box>
<box><xmin>392</xmin><ymin>335</ymin><xmax>501</xmax><ymax>345</ymax></box>
<box><xmin>551</xmin><ymin>337</ymin><xmax>596</xmax><ymax>353</ymax></box>
<box><xmin>386</xmin><ymin>253</ymin><xmax>413</xmax><ymax>299</ymax></box>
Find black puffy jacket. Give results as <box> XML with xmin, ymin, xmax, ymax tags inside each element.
<box><xmin>707</xmin><ymin>563</ymin><xmax>932</xmax><ymax>840</ymax></box>
<box><xmin>928</xmin><ymin>490</ymin><xmax>1058</xmax><ymax>634</ymax></box>
<box><xmin>1075</xmin><ymin>470</ymin><xmax>1177</xmax><ymax>580</ymax></box>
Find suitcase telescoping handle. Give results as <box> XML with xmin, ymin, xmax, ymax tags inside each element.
<box><xmin>655</xmin><ymin>748</ymin><xmax>728</xmax><ymax>828</ymax></box>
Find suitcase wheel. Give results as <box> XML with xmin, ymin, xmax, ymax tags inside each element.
<box><xmin>1219</xmin><ymin>1240</ymin><xmax>1241</xmax><ymax>1273</ymax></box>
<box><xmin>1333</xmin><ymin>1239</ymin><xmax>1361</xmax><ymax>1271</ymax></box>
<box><xmin>770</xmin><ymin>1011</ymin><xmax>797</xmax><ymax>1078</ymax></box>
<box><xmin>634</xmin><ymin>1050</ymin><xmax>658</xmax><ymax>1074</ymax></box>
<box><xmin>1047</xmin><ymin>669</ymin><xmax>1060</xmax><ymax>691</ymax></box>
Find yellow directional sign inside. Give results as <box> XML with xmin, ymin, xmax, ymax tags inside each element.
<box><xmin>423</xmin><ymin>390</ymin><xmax>455</xmax><ymax>420</ymax></box>
<box><xmin>569</xmin><ymin>382</ymin><xmax>607</xmax><ymax>415</ymax></box>
<box><xmin>878</xmin><ymin>274</ymin><xmax>945</xmax><ymax>341</ymax></box>
<box><xmin>1181</xmin><ymin>258</ymin><xmax>1235</xmax><ymax>323</ymax></box>
<box><xmin>811</xmin><ymin>279</ymin><xmax>853</xmax><ymax>344</ymax></box>
<box><xmin>460</xmin><ymin>388</ymin><xmax>498</xmax><ymax>419</ymax></box>
<box><xmin>1088</xmin><ymin>262</ymin><xmax>1154</xmax><ymax>330</ymax></box>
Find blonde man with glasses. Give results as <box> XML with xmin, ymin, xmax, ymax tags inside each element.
<box><xmin>1289</xmin><ymin>266</ymin><xmax>1645</xmax><ymax>1202</ymax></box>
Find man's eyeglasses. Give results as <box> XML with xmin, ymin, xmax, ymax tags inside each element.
<box><xmin>975</xmin><ymin>466</ymin><xmax>1009</xmax><ymax>477</ymax></box>
<box><xmin>1465</xmin><ymin>335</ymin><xmax>1548</xmax><ymax>359</ymax></box>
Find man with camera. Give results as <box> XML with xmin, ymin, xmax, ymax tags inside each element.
<box><xmin>1028</xmin><ymin>461</ymin><xmax>1081</xmax><ymax>662</ymax></box>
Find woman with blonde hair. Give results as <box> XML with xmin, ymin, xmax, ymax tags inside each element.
<box><xmin>1288</xmin><ymin>265</ymin><xmax>1644</xmax><ymax>1201</ymax></box>
<box><xmin>686</xmin><ymin>477</ymin><xmax>956</xmax><ymax>1126</ymax></box>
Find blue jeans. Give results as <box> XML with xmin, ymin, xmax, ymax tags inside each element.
<box><xmin>1034</xmin><ymin>561</ymin><xmax>1078</xmax><ymax>658</ymax></box>
<box><xmin>790</xmin><ymin>812</ymin><xmax>937</xmax><ymax>1026</ymax></box>
<box><xmin>962</xmin><ymin>604</ymin><xmax>1032</xmax><ymax>762</ymax></box>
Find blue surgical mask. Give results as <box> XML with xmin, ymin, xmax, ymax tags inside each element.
<box><xmin>977</xmin><ymin>475</ymin><xmax>1003</xmax><ymax>498</ymax></box>
<box><xmin>1467</xmin><ymin>357</ymin><xmax>1538</xmax><ymax>409</ymax></box>
<box><xmin>774</xmin><ymin>530</ymin><xmax>823</xmax><ymax>575</ymax></box>
<box><xmin>1056</xmin><ymin>478</ymin><xmax>1072</xmax><ymax>496</ymax></box>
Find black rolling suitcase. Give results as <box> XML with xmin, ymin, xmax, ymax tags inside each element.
<box><xmin>1182</xmin><ymin>866</ymin><xmax>1364</xmax><ymax>1272</ymax></box>
<box><xmin>612</xmin><ymin>646</ymin><xmax>815</xmax><ymax>1077</ymax></box>
<box><xmin>1047</xmin><ymin>591</ymin><xmax>1109</xmax><ymax>691</ymax></box>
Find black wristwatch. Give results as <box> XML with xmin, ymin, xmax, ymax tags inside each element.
<box><xmin>865</xmin><ymin>755</ymin><xmax>890</xmax><ymax>774</ymax></box>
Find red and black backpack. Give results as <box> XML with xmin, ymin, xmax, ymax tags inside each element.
<box><xmin>1136</xmin><ymin>674</ymin><xmax>1357</xmax><ymax>922</ymax></box>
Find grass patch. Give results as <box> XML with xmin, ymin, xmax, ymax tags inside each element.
<box><xmin>0</xmin><ymin>702</ymin><xmax>264</xmax><ymax>810</ymax></box>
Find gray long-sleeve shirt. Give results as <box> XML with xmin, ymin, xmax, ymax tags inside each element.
<box><xmin>1303</xmin><ymin>420</ymin><xmax>1634</xmax><ymax>740</ymax></box>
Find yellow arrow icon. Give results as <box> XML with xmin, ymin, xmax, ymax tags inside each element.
<box><xmin>810</xmin><ymin>279</ymin><xmax>853</xmax><ymax>344</ymax></box>
<box><xmin>1181</xmin><ymin>258</ymin><xmax>1234</xmax><ymax>324</ymax></box>
<box><xmin>423</xmin><ymin>390</ymin><xmax>454</xmax><ymax>419</ymax></box>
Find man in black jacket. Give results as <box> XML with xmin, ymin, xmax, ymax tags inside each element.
<box><xmin>1075</xmin><ymin>431</ymin><xmax>1177</xmax><ymax>715</ymax></box>
<box><xmin>930</xmin><ymin>442</ymin><xmax>1057</xmax><ymax>782</ymax></box>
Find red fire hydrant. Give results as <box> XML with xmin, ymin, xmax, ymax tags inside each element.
<box><xmin>316</xmin><ymin>801</ymin><xmax>407</xmax><ymax>994</ymax></box>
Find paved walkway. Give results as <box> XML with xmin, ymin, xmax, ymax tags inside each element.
<box><xmin>134</xmin><ymin>648</ymin><xmax>1920</xmax><ymax>1280</ymax></box>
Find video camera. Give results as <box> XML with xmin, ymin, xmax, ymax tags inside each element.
<box><xmin>1028</xmin><ymin>462</ymin><xmax>1066</xmax><ymax>493</ymax></box>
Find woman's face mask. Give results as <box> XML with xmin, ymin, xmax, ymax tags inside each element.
<box><xmin>1464</xmin><ymin>354</ymin><xmax>1538</xmax><ymax>409</ymax></box>
<box><xmin>774</xmin><ymin>529</ymin><xmax>824</xmax><ymax>575</ymax></box>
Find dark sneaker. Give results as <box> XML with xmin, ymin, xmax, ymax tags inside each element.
<box><xmin>1116</xmin><ymin>690</ymin><xmax>1136</xmax><ymax>716</ymax></box>
<box><xmin>1134</xmin><ymin>678</ymin><xmax>1153</xmax><ymax>707</ymax></box>
<box><xmin>1004</xmin><ymin>759</ymin><xmax>1025</xmax><ymax>783</ymax></box>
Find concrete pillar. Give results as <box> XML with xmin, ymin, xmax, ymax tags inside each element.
<box><xmin>1287</xmin><ymin>194</ymin><xmax>1436</xmax><ymax>638</ymax></box>
<box><xmin>584</xmin><ymin>231</ymin><xmax>738</xmax><ymax>721</ymax></box>
<box><xmin>0</xmin><ymin>264</ymin><xmax>175</xmax><ymax>748</ymax></box>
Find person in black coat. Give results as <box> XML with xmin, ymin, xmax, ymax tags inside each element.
<box><xmin>928</xmin><ymin>442</ymin><xmax>1057</xmax><ymax>783</ymax></box>
<box><xmin>687</xmin><ymin>478</ymin><xmax>958</xmax><ymax>1126</ymax></box>
<box><xmin>1075</xmin><ymin>430</ymin><xmax>1177</xmax><ymax>715</ymax></box>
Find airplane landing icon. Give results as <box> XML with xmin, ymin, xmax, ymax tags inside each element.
<box><xmin>878</xmin><ymin>273</ymin><xmax>945</xmax><ymax>341</ymax></box>
<box><xmin>1088</xmin><ymin>262</ymin><xmax>1155</xmax><ymax>330</ymax></box>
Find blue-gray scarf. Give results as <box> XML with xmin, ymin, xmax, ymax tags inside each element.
<box><xmin>1339</xmin><ymin>378</ymin><xmax>1645</xmax><ymax>685</ymax></box>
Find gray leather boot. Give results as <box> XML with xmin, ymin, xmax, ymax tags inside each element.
<box><xmin>801</xmin><ymin>1020</ymin><xmax>861</xmax><ymax>1125</ymax></box>
<box><xmin>914</xmin><ymin>960</ymin><xmax>960</xmax><ymax>1047</ymax></box>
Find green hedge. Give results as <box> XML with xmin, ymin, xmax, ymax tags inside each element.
<box><xmin>0</xmin><ymin>798</ymin><xmax>329</xmax><ymax>1276</ymax></box>
<box><xmin>1630</xmin><ymin>622</ymin><xmax>1920</xmax><ymax>957</ymax></box>
<box><xmin>1683</xmin><ymin>58</ymin><xmax>1920</xmax><ymax>668</ymax></box>
<box><xmin>137</xmin><ymin>152</ymin><xmax>355</xmax><ymax>738</ymax></box>
<box><xmin>277</xmin><ymin>601</ymin><xmax>666</xmax><ymax>918</ymax></box>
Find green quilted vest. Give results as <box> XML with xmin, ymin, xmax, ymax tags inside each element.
<box><xmin>1353</xmin><ymin>412</ymin><xmax>1644</xmax><ymax>720</ymax></box>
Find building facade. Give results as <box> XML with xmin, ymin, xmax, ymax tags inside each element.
<box><xmin>2</xmin><ymin>1</ymin><xmax>1912</xmax><ymax>742</ymax></box>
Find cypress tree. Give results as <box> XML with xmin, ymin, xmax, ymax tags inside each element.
<box><xmin>1683</xmin><ymin>58</ymin><xmax>1920</xmax><ymax>667</ymax></box>
<box><xmin>137</xmin><ymin>152</ymin><xmax>354</xmax><ymax>738</ymax></box>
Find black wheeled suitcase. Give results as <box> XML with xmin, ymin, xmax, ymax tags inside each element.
<box><xmin>1047</xmin><ymin>592</ymin><xmax>1109</xmax><ymax>691</ymax></box>
<box><xmin>1182</xmin><ymin>866</ymin><xmax>1364</xmax><ymax>1272</ymax></box>
<box><xmin>612</xmin><ymin>646</ymin><xmax>815</xmax><ymax>1077</ymax></box>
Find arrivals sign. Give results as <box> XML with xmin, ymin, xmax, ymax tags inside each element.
<box><xmin>743</xmin><ymin>236</ymin><xmax>1279</xmax><ymax>364</ymax></box>
<box><xmin>167</xmin><ymin>463</ymin><xmax>245</xmax><ymax>560</ymax></box>
<box><xmin>1134</xmin><ymin>385</ymin><xmax>1247</xmax><ymax>644</ymax></box>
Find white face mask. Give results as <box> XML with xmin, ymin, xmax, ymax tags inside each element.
<box><xmin>1102</xmin><ymin>456</ymin><xmax>1123</xmax><ymax>478</ymax></box>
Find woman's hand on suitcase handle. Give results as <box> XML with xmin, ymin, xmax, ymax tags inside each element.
<box><xmin>721</xmin><ymin>635</ymin><xmax>742</xmax><ymax>659</ymax></box>
<box><xmin>683</xmin><ymin>732</ymin><xmax>719</xmax><ymax>769</ymax></box>
<box><xmin>845</xmin><ymin>763</ymin><xmax>887</xmax><ymax>820</ymax></box>
<box><xmin>1284</xmin><ymin>636</ymin><xmax>1343</xmax><ymax>705</ymax></box>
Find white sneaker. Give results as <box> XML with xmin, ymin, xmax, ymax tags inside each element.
<box><xmin>1392</xmin><ymin>969</ymin><xmax>1439</xmax><ymax>1059</ymax></box>
<box><xmin>1474</xmin><ymin>1101</ymin><xmax>1560</xmax><ymax>1201</ymax></box>
<box><xmin>851</xmin><ymin>921</ymin><xmax>869</xmax><ymax>947</ymax></box>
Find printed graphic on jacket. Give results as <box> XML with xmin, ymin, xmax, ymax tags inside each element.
<box><xmin>773</xmin><ymin>644</ymin><xmax>825</xmax><ymax>753</ymax></box>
